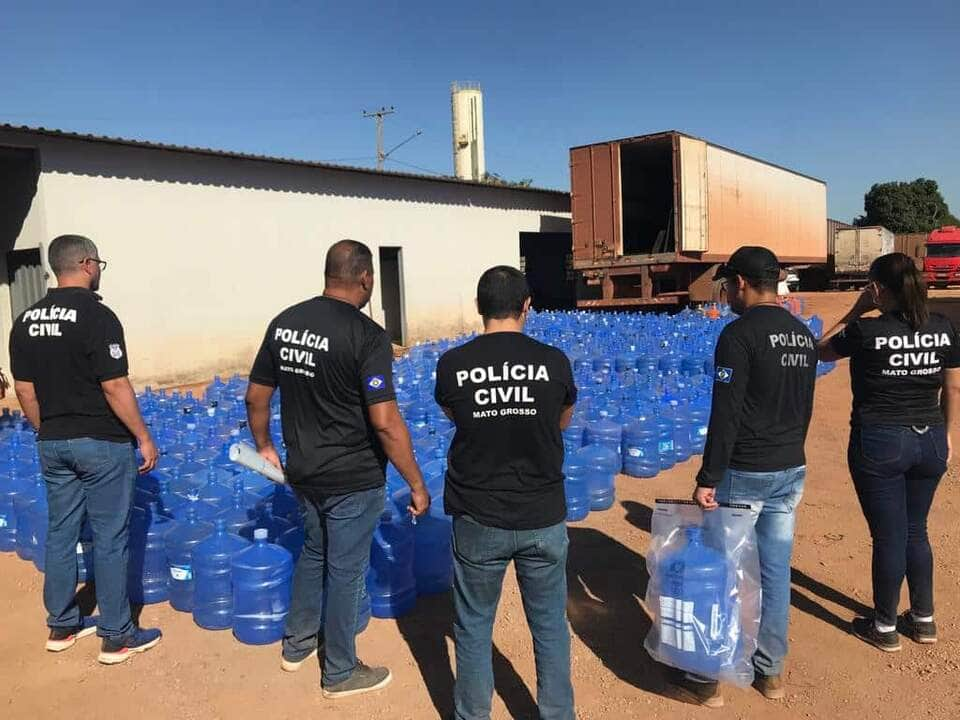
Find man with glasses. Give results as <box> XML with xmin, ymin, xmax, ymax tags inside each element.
<box><xmin>9</xmin><ymin>234</ymin><xmax>161</xmax><ymax>664</ymax></box>
<box><xmin>669</xmin><ymin>246</ymin><xmax>817</xmax><ymax>707</ymax></box>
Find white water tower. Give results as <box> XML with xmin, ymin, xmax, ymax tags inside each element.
<box><xmin>451</xmin><ymin>82</ymin><xmax>485</xmax><ymax>181</ymax></box>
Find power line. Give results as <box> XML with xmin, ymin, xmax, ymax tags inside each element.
<box><xmin>384</xmin><ymin>158</ymin><xmax>448</xmax><ymax>177</ymax></box>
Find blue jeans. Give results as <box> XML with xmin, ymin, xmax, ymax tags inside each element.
<box><xmin>283</xmin><ymin>485</ymin><xmax>384</xmax><ymax>686</ymax></box>
<box><xmin>452</xmin><ymin>516</ymin><xmax>574</xmax><ymax>720</ymax></box>
<box><xmin>847</xmin><ymin>425</ymin><xmax>946</xmax><ymax>627</ymax></box>
<box><xmin>37</xmin><ymin>438</ymin><xmax>136</xmax><ymax>639</ymax></box>
<box><xmin>714</xmin><ymin>465</ymin><xmax>805</xmax><ymax>678</ymax></box>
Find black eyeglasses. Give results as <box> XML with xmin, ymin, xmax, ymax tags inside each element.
<box><xmin>80</xmin><ymin>257</ymin><xmax>108</xmax><ymax>271</ymax></box>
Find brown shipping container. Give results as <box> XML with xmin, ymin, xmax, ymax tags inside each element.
<box><xmin>571</xmin><ymin>131</ymin><xmax>827</xmax><ymax>268</ymax></box>
<box><xmin>895</xmin><ymin>233</ymin><xmax>927</xmax><ymax>269</ymax></box>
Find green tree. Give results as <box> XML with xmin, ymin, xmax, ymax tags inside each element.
<box><xmin>482</xmin><ymin>171</ymin><xmax>533</xmax><ymax>188</ymax></box>
<box><xmin>854</xmin><ymin>178</ymin><xmax>959</xmax><ymax>232</ymax></box>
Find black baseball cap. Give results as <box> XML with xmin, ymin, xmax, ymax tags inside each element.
<box><xmin>713</xmin><ymin>246</ymin><xmax>783</xmax><ymax>281</ymax></box>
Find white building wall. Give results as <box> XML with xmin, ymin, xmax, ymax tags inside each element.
<box><xmin>0</xmin><ymin>131</ymin><xmax>569</xmax><ymax>387</ymax></box>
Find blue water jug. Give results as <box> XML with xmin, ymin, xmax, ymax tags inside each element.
<box><xmin>164</xmin><ymin>506</ymin><xmax>214</xmax><ymax>612</ymax></box>
<box><xmin>689</xmin><ymin>402</ymin><xmax>710</xmax><ymax>455</ymax></box>
<box><xmin>584</xmin><ymin>417</ymin><xmax>622</xmax><ymax>454</ymax></box>
<box><xmin>155</xmin><ymin>477</ymin><xmax>187</xmax><ymax>517</ymax></box>
<box><xmin>243</xmin><ymin>500</ymin><xmax>294</xmax><ymax>543</ymax></box>
<box><xmin>656</xmin><ymin>525</ymin><xmax>730</xmax><ymax>677</ymax></box>
<box><xmin>280</xmin><ymin>523</ymin><xmax>305</xmax><ymax>563</ymax></box>
<box><xmin>76</xmin><ymin>521</ymin><xmax>96</xmax><ymax>584</ymax></box>
<box><xmin>14</xmin><ymin>476</ymin><xmax>44</xmax><ymax>561</ymax></box>
<box><xmin>193</xmin><ymin>518</ymin><xmax>251</xmax><ymax>630</ymax></box>
<box><xmin>659</xmin><ymin>354</ymin><xmax>683</xmax><ymax>376</ymax></box>
<box><xmin>576</xmin><ymin>444</ymin><xmax>619</xmax><ymax>512</ymax></box>
<box><xmin>217</xmin><ymin>491</ymin><xmax>256</xmax><ymax>537</ymax></box>
<box><xmin>655</xmin><ymin>414</ymin><xmax>676</xmax><ymax>471</ymax></box>
<box><xmin>0</xmin><ymin>470</ymin><xmax>33</xmax><ymax>551</ymax></box>
<box><xmin>622</xmin><ymin>419</ymin><xmax>660</xmax><ymax>478</ymax></box>
<box><xmin>669</xmin><ymin>404</ymin><xmax>693</xmax><ymax>464</ymax></box>
<box><xmin>563</xmin><ymin>418</ymin><xmax>586</xmax><ymax>455</ymax></box>
<box><xmin>128</xmin><ymin>502</ymin><xmax>173</xmax><ymax>605</ymax></box>
<box><xmin>28</xmin><ymin>489</ymin><xmax>49</xmax><ymax>572</ymax></box>
<box><xmin>394</xmin><ymin>487</ymin><xmax>453</xmax><ymax>595</ymax></box>
<box><xmin>170</xmin><ymin>497</ymin><xmax>221</xmax><ymax>523</ymax></box>
<box><xmin>231</xmin><ymin>528</ymin><xmax>294</xmax><ymax>645</ymax></box>
<box><xmin>367</xmin><ymin>503</ymin><xmax>417</xmax><ymax>618</ymax></box>
<box><xmin>562</xmin><ymin>452</ymin><xmax>591</xmax><ymax>522</ymax></box>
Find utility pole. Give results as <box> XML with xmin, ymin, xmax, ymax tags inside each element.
<box><xmin>362</xmin><ymin>106</ymin><xmax>395</xmax><ymax>171</ymax></box>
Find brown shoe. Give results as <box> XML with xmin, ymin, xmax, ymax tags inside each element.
<box><xmin>664</xmin><ymin>669</ymin><xmax>724</xmax><ymax>708</ymax></box>
<box><xmin>753</xmin><ymin>673</ymin><xmax>786</xmax><ymax>700</ymax></box>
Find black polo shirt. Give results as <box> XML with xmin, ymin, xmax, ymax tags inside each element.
<box><xmin>830</xmin><ymin>311</ymin><xmax>960</xmax><ymax>427</ymax></box>
<box><xmin>9</xmin><ymin>287</ymin><xmax>133</xmax><ymax>442</ymax></box>
<box><xmin>249</xmin><ymin>296</ymin><xmax>396</xmax><ymax>495</ymax></box>
<box><xmin>434</xmin><ymin>332</ymin><xmax>577</xmax><ymax>530</ymax></box>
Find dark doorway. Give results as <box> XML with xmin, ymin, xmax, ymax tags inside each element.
<box><xmin>519</xmin><ymin>232</ymin><xmax>576</xmax><ymax>311</ymax></box>
<box><xmin>378</xmin><ymin>247</ymin><xmax>406</xmax><ymax>345</ymax></box>
<box><xmin>0</xmin><ymin>146</ymin><xmax>40</xmax><ymax>255</ymax></box>
<box><xmin>620</xmin><ymin>136</ymin><xmax>675</xmax><ymax>256</ymax></box>
<box><xmin>7</xmin><ymin>248</ymin><xmax>46</xmax><ymax>320</ymax></box>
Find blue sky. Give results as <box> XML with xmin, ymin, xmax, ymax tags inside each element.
<box><xmin>2</xmin><ymin>1</ymin><xmax>957</xmax><ymax>222</ymax></box>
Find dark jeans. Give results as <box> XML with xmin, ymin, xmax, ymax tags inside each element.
<box><xmin>282</xmin><ymin>485</ymin><xmax>384</xmax><ymax>686</ymax></box>
<box><xmin>848</xmin><ymin>424</ymin><xmax>946</xmax><ymax>627</ymax></box>
<box><xmin>37</xmin><ymin>438</ymin><xmax>136</xmax><ymax>639</ymax></box>
<box><xmin>452</xmin><ymin>516</ymin><xmax>574</xmax><ymax>720</ymax></box>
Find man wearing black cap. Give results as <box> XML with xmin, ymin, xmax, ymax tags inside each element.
<box><xmin>671</xmin><ymin>246</ymin><xmax>817</xmax><ymax>708</ymax></box>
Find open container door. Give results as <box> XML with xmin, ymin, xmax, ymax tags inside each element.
<box><xmin>679</xmin><ymin>135</ymin><xmax>708</xmax><ymax>253</ymax></box>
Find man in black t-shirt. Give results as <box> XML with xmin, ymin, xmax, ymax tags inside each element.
<box><xmin>245</xmin><ymin>239</ymin><xmax>429</xmax><ymax>699</ymax></box>
<box><xmin>435</xmin><ymin>266</ymin><xmax>577</xmax><ymax>720</ymax></box>
<box><xmin>9</xmin><ymin>234</ymin><xmax>161</xmax><ymax>664</ymax></box>
<box><xmin>676</xmin><ymin>247</ymin><xmax>817</xmax><ymax>708</ymax></box>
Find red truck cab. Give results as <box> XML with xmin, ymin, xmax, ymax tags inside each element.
<box><xmin>924</xmin><ymin>226</ymin><xmax>960</xmax><ymax>288</ymax></box>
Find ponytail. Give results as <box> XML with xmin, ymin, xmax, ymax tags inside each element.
<box><xmin>869</xmin><ymin>252</ymin><xmax>929</xmax><ymax>330</ymax></box>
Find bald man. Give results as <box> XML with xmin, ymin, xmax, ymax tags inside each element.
<box><xmin>245</xmin><ymin>239</ymin><xmax>430</xmax><ymax>698</ymax></box>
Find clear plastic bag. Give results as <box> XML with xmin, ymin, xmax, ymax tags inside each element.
<box><xmin>643</xmin><ymin>499</ymin><xmax>761</xmax><ymax>686</ymax></box>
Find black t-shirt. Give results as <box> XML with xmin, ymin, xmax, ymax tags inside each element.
<box><xmin>830</xmin><ymin>311</ymin><xmax>960</xmax><ymax>427</ymax></box>
<box><xmin>9</xmin><ymin>287</ymin><xmax>133</xmax><ymax>442</ymax></box>
<box><xmin>697</xmin><ymin>305</ymin><xmax>817</xmax><ymax>488</ymax></box>
<box><xmin>434</xmin><ymin>332</ymin><xmax>577</xmax><ymax>530</ymax></box>
<box><xmin>249</xmin><ymin>296</ymin><xmax>395</xmax><ymax>495</ymax></box>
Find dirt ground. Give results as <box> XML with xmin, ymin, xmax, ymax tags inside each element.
<box><xmin>2</xmin><ymin>290</ymin><xmax>960</xmax><ymax>720</ymax></box>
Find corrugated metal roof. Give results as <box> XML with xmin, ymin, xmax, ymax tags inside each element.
<box><xmin>570</xmin><ymin>130</ymin><xmax>826</xmax><ymax>185</ymax></box>
<box><xmin>0</xmin><ymin>123</ymin><xmax>568</xmax><ymax>197</ymax></box>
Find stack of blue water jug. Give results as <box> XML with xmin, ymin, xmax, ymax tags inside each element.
<box><xmin>0</xmin><ymin>303</ymin><xmax>833</xmax><ymax>639</ymax></box>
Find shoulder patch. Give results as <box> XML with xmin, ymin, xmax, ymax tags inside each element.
<box><xmin>366</xmin><ymin>375</ymin><xmax>385</xmax><ymax>391</ymax></box>
<box><xmin>109</xmin><ymin>343</ymin><xmax>124</xmax><ymax>360</ymax></box>
<box><xmin>715</xmin><ymin>366</ymin><xmax>733</xmax><ymax>384</ymax></box>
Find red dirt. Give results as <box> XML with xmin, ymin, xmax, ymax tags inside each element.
<box><xmin>2</xmin><ymin>290</ymin><xmax>959</xmax><ymax>720</ymax></box>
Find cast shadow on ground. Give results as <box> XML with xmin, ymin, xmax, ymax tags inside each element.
<box><xmin>621</xmin><ymin>500</ymin><xmax>653</xmax><ymax>534</ymax></box>
<box><xmin>790</xmin><ymin>567</ymin><xmax>872</xmax><ymax>632</ymax></box>
<box><xmin>566</xmin><ymin>524</ymin><xmax>678</xmax><ymax>700</ymax></box>
<box><xmin>397</xmin><ymin>592</ymin><xmax>539</xmax><ymax>719</ymax></box>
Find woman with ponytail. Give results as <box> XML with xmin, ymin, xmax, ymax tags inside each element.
<box><xmin>819</xmin><ymin>252</ymin><xmax>960</xmax><ymax>653</ymax></box>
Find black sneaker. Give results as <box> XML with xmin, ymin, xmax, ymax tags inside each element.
<box><xmin>98</xmin><ymin>627</ymin><xmax>162</xmax><ymax>665</ymax></box>
<box><xmin>852</xmin><ymin>617</ymin><xmax>901</xmax><ymax>653</ymax></box>
<box><xmin>46</xmin><ymin>620</ymin><xmax>98</xmax><ymax>652</ymax></box>
<box><xmin>321</xmin><ymin>662</ymin><xmax>392</xmax><ymax>699</ymax></box>
<box><xmin>898</xmin><ymin>612</ymin><xmax>938</xmax><ymax>645</ymax></box>
<box><xmin>664</xmin><ymin>668</ymin><xmax>724</xmax><ymax>709</ymax></box>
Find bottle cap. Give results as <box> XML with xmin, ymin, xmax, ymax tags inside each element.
<box><xmin>254</xmin><ymin>528</ymin><xmax>268</xmax><ymax>541</ymax></box>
